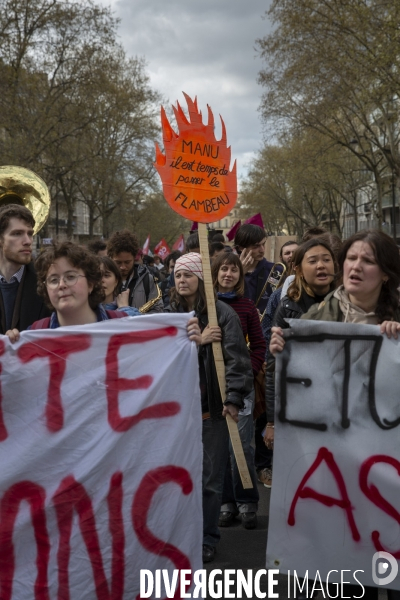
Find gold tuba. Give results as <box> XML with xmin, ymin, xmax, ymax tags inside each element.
<box><xmin>0</xmin><ymin>166</ymin><xmax>51</xmax><ymax>233</ymax></box>
<box><xmin>139</xmin><ymin>283</ymin><xmax>162</xmax><ymax>314</ymax></box>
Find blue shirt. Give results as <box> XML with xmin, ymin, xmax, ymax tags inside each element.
<box><xmin>103</xmin><ymin>301</ymin><xmax>140</xmax><ymax>317</ymax></box>
<box><xmin>46</xmin><ymin>305</ymin><xmax>113</xmax><ymax>329</ymax></box>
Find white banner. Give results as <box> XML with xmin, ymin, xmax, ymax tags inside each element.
<box><xmin>266</xmin><ymin>319</ymin><xmax>400</xmax><ymax>591</ymax></box>
<box><xmin>0</xmin><ymin>314</ymin><xmax>202</xmax><ymax>599</ymax></box>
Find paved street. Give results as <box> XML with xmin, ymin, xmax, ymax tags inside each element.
<box><xmin>203</xmin><ymin>483</ymin><xmax>289</xmax><ymax>599</ymax></box>
<box><xmin>204</xmin><ymin>481</ymin><xmax>387</xmax><ymax>600</ymax></box>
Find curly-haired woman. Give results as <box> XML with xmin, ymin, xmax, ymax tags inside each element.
<box><xmin>5</xmin><ymin>242</ymin><xmax>201</xmax><ymax>343</ymax></box>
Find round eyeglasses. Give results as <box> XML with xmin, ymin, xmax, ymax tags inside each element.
<box><xmin>45</xmin><ymin>273</ymin><xmax>86</xmax><ymax>289</ymax></box>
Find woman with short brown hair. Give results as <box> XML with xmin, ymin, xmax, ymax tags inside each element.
<box><xmin>6</xmin><ymin>241</ymin><xmax>201</xmax><ymax>342</ymax></box>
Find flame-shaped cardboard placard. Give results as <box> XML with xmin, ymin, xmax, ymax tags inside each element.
<box><xmin>155</xmin><ymin>93</ymin><xmax>237</xmax><ymax>224</ymax></box>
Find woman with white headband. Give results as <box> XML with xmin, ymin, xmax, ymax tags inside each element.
<box><xmin>166</xmin><ymin>252</ymin><xmax>253</xmax><ymax>564</ymax></box>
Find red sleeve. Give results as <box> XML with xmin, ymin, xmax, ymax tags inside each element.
<box><xmin>247</xmin><ymin>302</ymin><xmax>266</xmax><ymax>375</ymax></box>
<box><xmin>29</xmin><ymin>317</ymin><xmax>51</xmax><ymax>329</ymax></box>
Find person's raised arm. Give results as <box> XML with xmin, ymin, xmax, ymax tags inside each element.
<box><xmin>239</xmin><ymin>248</ymin><xmax>255</xmax><ymax>275</ymax></box>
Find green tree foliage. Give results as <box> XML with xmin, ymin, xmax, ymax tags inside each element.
<box><xmin>241</xmin><ymin>130</ymin><xmax>366</xmax><ymax>237</ymax></box>
<box><xmin>0</xmin><ymin>0</ymin><xmax>118</xmax><ymax>164</ymax></box>
<box><xmin>0</xmin><ymin>0</ymin><xmax>162</xmax><ymax>238</ymax></box>
<box><xmin>108</xmin><ymin>191</ymin><xmax>190</xmax><ymax>250</ymax></box>
<box><xmin>256</xmin><ymin>0</ymin><xmax>400</xmax><ymax>224</ymax></box>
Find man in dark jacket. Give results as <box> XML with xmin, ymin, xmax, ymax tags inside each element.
<box><xmin>234</xmin><ymin>224</ymin><xmax>279</xmax><ymax>314</ymax></box>
<box><xmin>143</xmin><ymin>255</ymin><xmax>164</xmax><ymax>283</ymax></box>
<box><xmin>107</xmin><ymin>229</ymin><xmax>163</xmax><ymax>313</ymax></box>
<box><xmin>0</xmin><ymin>204</ymin><xmax>50</xmax><ymax>334</ymax></box>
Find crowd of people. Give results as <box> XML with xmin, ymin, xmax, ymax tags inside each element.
<box><xmin>2</xmin><ymin>200</ymin><xmax>400</xmax><ymax>598</ymax></box>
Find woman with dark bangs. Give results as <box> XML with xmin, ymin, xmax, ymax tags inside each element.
<box><xmin>211</xmin><ymin>251</ymin><xmax>266</xmax><ymax>530</ymax></box>
<box><xmin>99</xmin><ymin>256</ymin><xmax>140</xmax><ymax>317</ymax></box>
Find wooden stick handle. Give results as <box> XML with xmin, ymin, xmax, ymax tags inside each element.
<box><xmin>198</xmin><ymin>223</ymin><xmax>252</xmax><ymax>489</ymax></box>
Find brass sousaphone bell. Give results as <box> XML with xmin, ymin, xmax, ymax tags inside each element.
<box><xmin>0</xmin><ymin>166</ymin><xmax>51</xmax><ymax>234</ymax></box>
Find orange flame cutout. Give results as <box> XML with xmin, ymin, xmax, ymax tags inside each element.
<box><xmin>155</xmin><ymin>93</ymin><xmax>237</xmax><ymax>224</ymax></box>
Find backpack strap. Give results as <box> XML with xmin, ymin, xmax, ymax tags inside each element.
<box><xmin>30</xmin><ymin>317</ymin><xmax>51</xmax><ymax>329</ymax></box>
<box><xmin>143</xmin><ymin>272</ymin><xmax>150</xmax><ymax>301</ymax></box>
<box><xmin>128</xmin><ymin>269</ymin><xmax>150</xmax><ymax>304</ymax></box>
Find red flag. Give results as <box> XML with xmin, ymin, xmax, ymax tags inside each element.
<box><xmin>172</xmin><ymin>234</ymin><xmax>185</xmax><ymax>253</ymax></box>
<box><xmin>190</xmin><ymin>221</ymin><xmax>198</xmax><ymax>232</ymax></box>
<box><xmin>226</xmin><ymin>220</ymin><xmax>241</xmax><ymax>242</ymax></box>
<box><xmin>142</xmin><ymin>234</ymin><xmax>151</xmax><ymax>255</ymax></box>
<box><xmin>154</xmin><ymin>238</ymin><xmax>171</xmax><ymax>260</ymax></box>
<box><xmin>244</xmin><ymin>213</ymin><xmax>264</xmax><ymax>229</ymax></box>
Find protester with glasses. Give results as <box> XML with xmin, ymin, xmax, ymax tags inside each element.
<box><xmin>5</xmin><ymin>242</ymin><xmax>201</xmax><ymax>343</ymax></box>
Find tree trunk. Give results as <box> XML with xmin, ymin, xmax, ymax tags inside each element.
<box><xmin>66</xmin><ymin>205</ymin><xmax>74</xmax><ymax>239</ymax></box>
<box><xmin>102</xmin><ymin>214</ymin><xmax>108</xmax><ymax>238</ymax></box>
<box><xmin>89</xmin><ymin>206</ymin><xmax>95</xmax><ymax>238</ymax></box>
<box><xmin>57</xmin><ymin>174</ymin><xmax>75</xmax><ymax>239</ymax></box>
<box><xmin>353</xmin><ymin>193</ymin><xmax>358</xmax><ymax>234</ymax></box>
<box><xmin>374</xmin><ymin>177</ymin><xmax>383</xmax><ymax>231</ymax></box>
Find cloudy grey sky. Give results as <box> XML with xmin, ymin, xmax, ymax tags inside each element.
<box><xmin>98</xmin><ymin>0</ymin><xmax>272</xmax><ymax>182</ymax></box>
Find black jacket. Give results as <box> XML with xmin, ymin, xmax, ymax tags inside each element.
<box><xmin>0</xmin><ymin>262</ymin><xmax>51</xmax><ymax>334</ymax></box>
<box><xmin>265</xmin><ymin>291</ymin><xmax>321</xmax><ymax>421</ymax></box>
<box><xmin>244</xmin><ymin>257</ymin><xmax>281</xmax><ymax>314</ymax></box>
<box><xmin>167</xmin><ymin>300</ymin><xmax>253</xmax><ymax>419</ymax></box>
